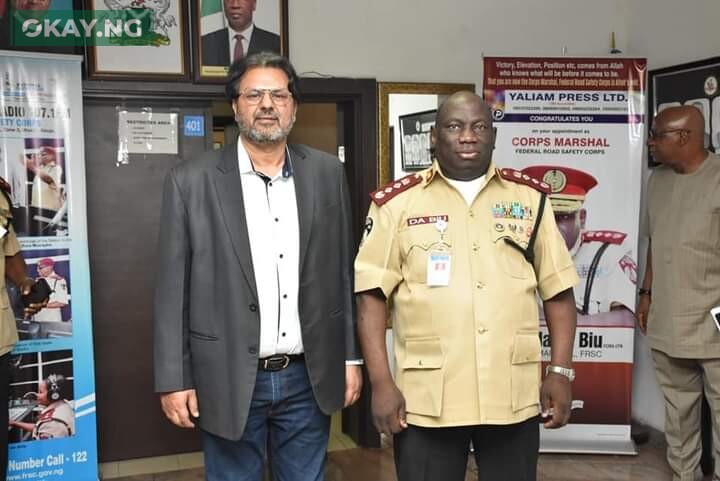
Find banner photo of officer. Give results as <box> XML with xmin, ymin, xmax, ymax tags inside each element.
<box><xmin>9</xmin><ymin>249</ymin><xmax>71</xmax><ymax>341</ymax></box>
<box><xmin>8</xmin><ymin>350</ymin><xmax>75</xmax><ymax>444</ymax></box>
<box><xmin>484</xmin><ymin>56</ymin><xmax>646</xmax><ymax>455</ymax></box>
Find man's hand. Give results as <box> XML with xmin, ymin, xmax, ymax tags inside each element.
<box><xmin>371</xmin><ymin>379</ymin><xmax>407</xmax><ymax>436</ymax></box>
<box><xmin>540</xmin><ymin>373</ymin><xmax>572</xmax><ymax>428</ymax></box>
<box><xmin>18</xmin><ymin>278</ymin><xmax>47</xmax><ymax>318</ymax></box>
<box><xmin>160</xmin><ymin>389</ymin><xmax>199</xmax><ymax>428</ymax></box>
<box><xmin>635</xmin><ymin>295</ymin><xmax>651</xmax><ymax>334</ymax></box>
<box><xmin>344</xmin><ymin>365</ymin><xmax>362</xmax><ymax>407</ymax></box>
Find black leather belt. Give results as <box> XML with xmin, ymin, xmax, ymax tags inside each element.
<box><xmin>258</xmin><ymin>354</ymin><xmax>304</xmax><ymax>371</ymax></box>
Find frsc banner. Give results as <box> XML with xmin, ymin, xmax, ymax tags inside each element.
<box><xmin>1</xmin><ymin>51</ymin><xmax>98</xmax><ymax>480</ymax></box>
<box><xmin>484</xmin><ymin>57</ymin><xmax>646</xmax><ymax>455</ymax></box>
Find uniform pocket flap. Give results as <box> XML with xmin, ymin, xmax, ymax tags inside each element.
<box><xmin>403</xmin><ymin>336</ymin><xmax>443</xmax><ymax>369</ymax></box>
<box><xmin>511</xmin><ymin>332</ymin><xmax>541</xmax><ymax>364</ymax></box>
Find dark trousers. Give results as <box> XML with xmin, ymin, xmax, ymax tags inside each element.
<box><xmin>0</xmin><ymin>353</ymin><xmax>9</xmax><ymax>478</ymax></box>
<box><xmin>394</xmin><ymin>416</ymin><xmax>540</xmax><ymax>481</ymax></box>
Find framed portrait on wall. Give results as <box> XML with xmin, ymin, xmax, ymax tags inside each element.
<box><xmin>648</xmin><ymin>56</ymin><xmax>720</xmax><ymax>166</ymax></box>
<box><xmin>86</xmin><ymin>0</ymin><xmax>189</xmax><ymax>80</ymax></box>
<box><xmin>192</xmin><ymin>0</ymin><xmax>289</xmax><ymax>83</ymax></box>
<box><xmin>399</xmin><ymin>109</ymin><xmax>435</xmax><ymax>171</ymax></box>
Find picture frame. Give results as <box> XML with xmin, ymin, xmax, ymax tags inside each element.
<box><xmin>85</xmin><ymin>0</ymin><xmax>189</xmax><ymax>81</ymax></box>
<box><xmin>0</xmin><ymin>0</ymin><xmax>83</xmax><ymax>55</ymax></box>
<box><xmin>399</xmin><ymin>109</ymin><xmax>436</xmax><ymax>171</ymax></box>
<box><xmin>648</xmin><ymin>56</ymin><xmax>720</xmax><ymax>167</ymax></box>
<box><xmin>192</xmin><ymin>0</ymin><xmax>289</xmax><ymax>83</ymax></box>
<box><xmin>378</xmin><ymin>82</ymin><xmax>474</xmax><ymax>184</ymax></box>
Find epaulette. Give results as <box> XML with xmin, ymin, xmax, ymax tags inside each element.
<box><xmin>370</xmin><ymin>173</ymin><xmax>422</xmax><ymax>206</ymax></box>
<box><xmin>582</xmin><ymin>230</ymin><xmax>627</xmax><ymax>245</ymax></box>
<box><xmin>497</xmin><ymin>168</ymin><xmax>551</xmax><ymax>194</ymax></box>
<box><xmin>0</xmin><ymin>177</ymin><xmax>11</xmax><ymax>196</ymax></box>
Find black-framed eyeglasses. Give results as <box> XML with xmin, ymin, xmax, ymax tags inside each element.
<box><xmin>648</xmin><ymin>128</ymin><xmax>689</xmax><ymax>140</ymax></box>
<box><xmin>237</xmin><ymin>89</ymin><xmax>292</xmax><ymax>106</ymax></box>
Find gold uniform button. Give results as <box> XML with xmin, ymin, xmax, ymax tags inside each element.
<box><xmin>472</xmin><ymin>243</ymin><xmax>479</xmax><ymax>251</ymax></box>
<box><xmin>469</xmin><ymin>210</ymin><xmax>475</xmax><ymax>218</ymax></box>
<box><xmin>418</xmin><ymin>360</ymin><xmax>423</xmax><ymax>366</ymax></box>
<box><xmin>476</xmin><ymin>282</ymin><xmax>484</xmax><ymax>289</ymax></box>
<box><xmin>477</xmin><ymin>327</ymin><xmax>487</xmax><ymax>334</ymax></box>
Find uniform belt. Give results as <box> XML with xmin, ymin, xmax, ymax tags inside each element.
<box><xmin>258</xmin><ymin>354</ymin><xmax>304</xmax><ymax>371</ymax></box>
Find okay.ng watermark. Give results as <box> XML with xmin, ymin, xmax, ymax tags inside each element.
<box><xmin>9</xmin><ymin>9</ymin><xmax>172</xmax><ymax>46</ymax></box>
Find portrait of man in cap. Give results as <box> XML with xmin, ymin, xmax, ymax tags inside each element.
<box><xmin>521</xmin><ymin>165</ymin><xmax>637</xmax><ymax>318</ymax></box>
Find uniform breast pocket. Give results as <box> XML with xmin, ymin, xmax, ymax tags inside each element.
<box><xmin>490</xmin><ymin>224</ymin><xmax>533</xmax><ymax>279</ymax></box>
<box><xmin>399</xmin><ymin>228</ymin><xmax>452</xmax><ymax>284</ymax></box>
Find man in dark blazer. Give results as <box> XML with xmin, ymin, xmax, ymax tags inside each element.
<box><xmin>154</xmin><ymin>52</ymin><xmax>362</xmax><ymax>481</ymax></box>
<box><xmin>200</xmin><ymin>0</ymin><xmax>281</xmax><ymax>67</ymax></box>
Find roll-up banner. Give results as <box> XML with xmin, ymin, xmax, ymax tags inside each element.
<box><xmin>484</xmin><ymin>57</ymin><xmax>647</xmax><ymax>455</ymax></box>
<box><xmin>1</xmin><ymin>50</ymin><xmax>98</xmax><ymax>480</ymax></box>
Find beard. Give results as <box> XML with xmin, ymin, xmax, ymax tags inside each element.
<box><xmin>237</xmin><ymin>108</ymin><xmax>296</xmax><ymax>145</ymax></box>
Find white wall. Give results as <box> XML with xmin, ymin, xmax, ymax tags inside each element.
<box><xmin>626</xmin><ymin>0</ymin><xmax>720</xmax><ymax>70</ymax></box>
<box><xmin>290</xmin><ymin>0</ymin><xmax>628</xmax><ymax>83</ymax></box>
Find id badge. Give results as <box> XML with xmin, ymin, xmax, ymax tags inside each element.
<box><xmin>427</xmin><ymin>251</ymin><xmax>451</xmax><ymax>286</ymax></box>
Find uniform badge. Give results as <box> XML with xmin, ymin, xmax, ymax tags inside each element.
<box><xmin>494</xmin><ymin>223</ymin><xmax>505</xmax><ymax>232</ymax></box>
<box><xmin>361</xmin><ymin>217</ymin><xmax>373</xmax><ymax>245</ymax></box>
<box><xmin>364</xmin><ymin>217</ymin><xmax>373</xmax><ymax>236</ymax></box>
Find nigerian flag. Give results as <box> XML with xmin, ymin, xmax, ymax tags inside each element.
<box><xmin>201</xmin><ymin>0</ymin><xmax>226</xmax><ymax>35</ymax></box>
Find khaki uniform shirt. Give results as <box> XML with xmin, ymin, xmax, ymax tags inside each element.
<box><xmin>31</xmin><ymin>162</ymin><xmax>62</xmax><ymax>211</ymax></box>
<box><xmin>32</xmin><ymin>400</ymin><xmax>75</xmax><ymax>439</ymax></box>
<box><xmin>646</xmin><ymin>152</ymin><xmax>720</xmax><ymax>358</ymax></box>
<box><xmin>355</xmin><ymin>162</ymin><xmax>578</xmax><ymax>427</ymax></box>
<box><xmin>0</xmin><ymin>191</ymin><xmax>21</xmax><ymax>357</ymax></box>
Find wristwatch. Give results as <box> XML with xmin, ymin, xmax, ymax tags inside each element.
<box><xmin>638</xmin><ymin>287</ymin><xmax>652</xmax><ymax>296</ymax></box>
<box><xmin>546</xmin><ymin>365</ymin><xmax>575</xmax><ymax>382</ymax></box>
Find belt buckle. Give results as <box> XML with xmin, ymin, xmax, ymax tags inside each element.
<box><xmin>263</xmin><ymin>354</ymin><xmax>290</xmax><ymax>371</ymax></box>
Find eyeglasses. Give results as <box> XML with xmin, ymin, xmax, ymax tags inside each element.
<box><xmin>648</xmin><ymin>128</ymin><xmax>689</xmax><ymax>139</ymax></box>
<box><xmin>236</xmin><ymin>89</ymin><xmax>292</xmax><ymax>106</ymax></box>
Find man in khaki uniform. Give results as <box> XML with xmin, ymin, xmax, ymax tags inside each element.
<box><xmin>355</xmin><ymin>92</ymin><xmax>578</xmax><ymax>481</ymax></box>
<box><xmin>637</xmin><ymin>105</ymin><xmax>720</xmax><ymax>481</ymax></box>
<box><xmin>0</xmin><ymin>178</ymin><xmax>48</xmax><ymax>476</ymax></box>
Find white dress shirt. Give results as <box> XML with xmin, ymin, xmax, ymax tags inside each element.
<box><xmin>226</xmin><ymin>23</ymin><xmax>254</xmax><ymax>61</ymax></box>
<box><xmin>238</xmin><ymin>141</ymin><xmax>303</xmax><ymax>358</ymax></box>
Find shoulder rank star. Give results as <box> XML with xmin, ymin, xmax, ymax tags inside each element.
<box><xmin>497</xmin><ymin>168</ymin><xmax>551</xmax><ymax>194</ymax></box>
<box><xmin>370</xmin><ymin>173</ymin><xmax>422</xmax><ymax>206</ymax></box>
<box><xmin>582</xmin><ymin>230</ymin><xmax>627</xmax><ymax>245</ymax></box>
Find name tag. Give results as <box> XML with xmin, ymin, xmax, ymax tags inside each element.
<box><xmin>427</xmin><ymin>251</ymin><xmax>451</xmax><ymax>286</ymax></box>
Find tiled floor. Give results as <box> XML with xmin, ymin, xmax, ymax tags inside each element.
<box><xmin>110</xmin><ymin>429</ymin><xmax>713</xmax><ymax>481</ymax></box>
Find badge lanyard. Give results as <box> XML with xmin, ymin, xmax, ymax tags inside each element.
<box><xmin>427</xmin><ymin>218</ymin><xmax>451</xmax><ymax>286</ymax></box>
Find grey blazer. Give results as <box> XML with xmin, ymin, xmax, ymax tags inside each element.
<box><xmin>153</xmin><ymin>143</ymin><xmax>358</xmax><ymax>440</ymax></box>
